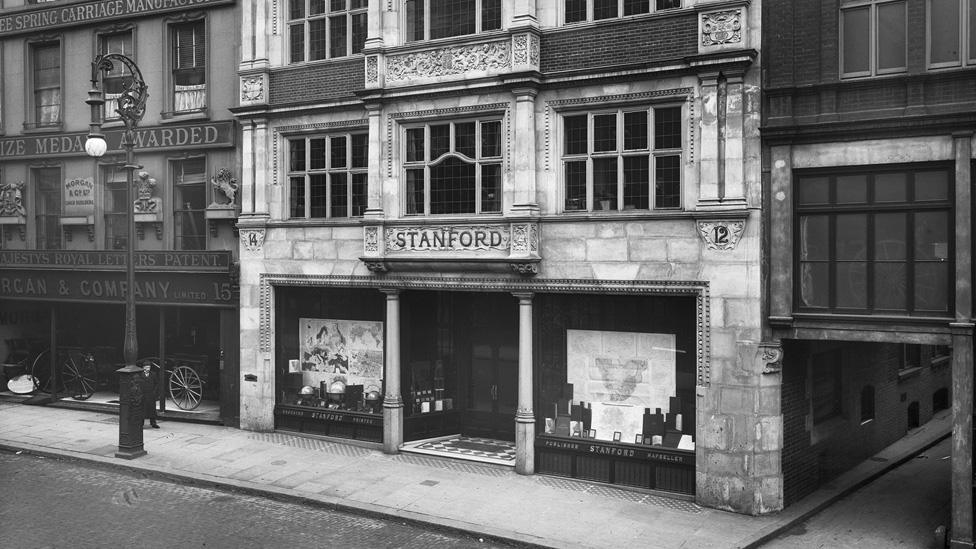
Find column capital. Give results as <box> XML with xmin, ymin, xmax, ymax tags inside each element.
<box><xmin>380</xmin><ymin>287</ymin><xmax>401</xmax><ymax>297</ymax></box>
<box><xmin>512</xmin><ymin>291</ymin><xmax>534</xmax><ymax>302</ymax></box>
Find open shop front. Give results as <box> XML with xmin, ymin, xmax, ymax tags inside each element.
<box><xmin>0</xmin><ymin>250</ymin><xmax>240</xmax><ymax>425</ymax></box>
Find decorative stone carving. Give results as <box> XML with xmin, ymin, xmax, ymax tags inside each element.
<box><xmin>697</xmin><ymin>220</ymin><xmax>745</xmax><ymax>250</ymax></box>
<box><xmin>210</xmin><ymin>168</ymin><xmax>239</xmax><ymax>206</ymax></box>
<box><xmin>364</xmin><ymin>226</ymin><xmax>379</xmax><ymax>253</ymax></box>
<box><xmin>365</xmin><ymin>56</ymin><xmax>379</xmax><ymax>83</ymax></box>
<box><xmin>0</xmin><ymin>181</ymin><xmax>26</xmax><ymax>217</ymax></box>
<box><xmin>510</xmin><ymin>262</ymin><xmax>539</xmax><ymax>276</ymax></box>
<box><xmin>513</xmin><ymin>34</ymin><xmax>528</xmax><ymax>65</ymax></box>
<box><xmin>702</xmin><ymin>9</ymin><xmax>742</xmax><ymax>46</ymax></box>
<box><xmin>363</xmin><ymin>261</ymin><xmax>388</xmax><ymax>273</ymax></box>
<box><xmin>134</xmin><ymin>171</ymin><xmax>160</xmax><ymax>214</ymax></box>
<box><xmin>760</xmin><ymin>341</ymin><xmax>783</xmax><ymax>374</ymax></box>
<box><xmin>240</xmin><ymin>228</ymin><xmax>265</xmax><ymax>252</ymax></box>
<box><xmin>510</xmin><ymin>223</ymin><xmax>539</xmax><ymax>254</ymax></box>
<box><xmin>386</xmin><ymin>41</ymin><xmax>510</xmax><ymax>82</ymax></box>
<box><xmin>241</xmin><ymin>75</ymin><xmax>264</xmax><ymax>102</ymax></box>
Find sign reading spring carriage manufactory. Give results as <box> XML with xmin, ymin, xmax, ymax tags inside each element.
<box><xmin>385</xmin><ymin>225</ymin><xmax>509</xmax><ymax>253</ymax></box>
<box><xmin>0</xmin><ymin>0</ymin><xmax>233</xmax><ymax>37</ymax></box>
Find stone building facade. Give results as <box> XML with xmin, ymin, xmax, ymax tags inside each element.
<box><xmin>762</xmin><ymin>0</ymin><xmax>974</xmax><ymax>545</ymax></box>
<box><xmin>234</xmin><ymin>0</ymin><xmax>773</xmax><ymax>513</ymax></box>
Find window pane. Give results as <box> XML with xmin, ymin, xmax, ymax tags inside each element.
<box><xmin>655</xmin><ymin>155</ymin><xmax>680</xmax><ymax>208</ymax></box>
<box><xmin>309</xmin><ymin>19</ymin><xmax>327</xmax><ymax>60</ymax></box>
<box><xmin>406</xmin><ymin>128</ymin><xmax>425</xmax><ymax>162</ymax></box>
<box><xmin>289</xmin><ymin>24</ymin><xmax>305</xmax><ymax>62</ymax></box>
<box><xmin>406</xmin><ymin>169</ymin><xmax>424</xmax><ymax>214</ymax></box>
<box><xmin>914</xmin><ymin>211</ymin><xmax>949</xmax><ymax>260</ymax></box>
<box><xmin>623</xmin><ymin>156</ymin><xmax>649</xmax><ymax>210</ymax></box>
<box><xmin>799</xmin><ymin>215</ymin><xmax>830</xmax><ymax>261</ymax></box>
<box><xmin>310</xmin><ymin>174</ymin><xmax>328</xmax><ymax>217</ymax></box>
<box><xmin>481</xmin><ymin>164</ymin><xmax>501</xmax><ymax>213</ymax></box>
<box><xmin>290</xmin><ymin>177</ymin><xmax>306</xmax><ymax>217</ymax></box>
<box><xmin>624</xmin><ymin>0</ymin><xmax>650</xmax><ymax>16</ymax></box>
<box><xmin>311</xmin><ymin>0</ymin><xmax>326</xmax><ymax>15</ymax></box>
<box><xmin>836</xmin><ymin>175</ymin><xmax>867</xmax><ymax>203</ymax></box>
<box><xmin>331</xmin><ymin>173</ymin><xmax>348</xmax><ymax>217</ymax></box>
<box><xmin>310</xmin><ymin>138</ymin><xmax>326</xmax><ymax>170</ymax></box>
<box><xmin>915</xmin><ymin>263</ymin><xmax>949</xmax><ymax>312</ymax></box>
<box><xmin>877</xmin><ymin>1</ymin><xmax>906</xmax><ymax>71</ymax></box>
<box><xmin>565</xmin><ymin>0</ymin><xmax>586</xmax><ymax>22</ymax></box>
<box><xmin>970</xmin><ymin>0</ymin><xmax>976</xmax><ymax>60</ymax></box>
<box><xmin>352</xmin><ymin>173</ymin><xmax>367</xmax><ymax>216</ymax></box>
<box><xmin>482</xmin><ymin>0</ymin><xmax>501</xmax><ymax>31</ymax></box>
<box><xmin>593</xmin><ymin>158</ymin><xmax>617</xmax><ymax>210</ymax></box>
<box><xmin>330</xmin><ymin>136</ymin><xmax>346</xmax><ymax>168</ymax></box>
<box><xmin>657</xmin><ymin>0</ymin><xmax>681</xmax><ymax>9</ymax></box>
<box><xmin>873</xmin><ymin>262</ymin><xmax>907</xmax><ymax>310</ymax></box>
<box><xmin>564</xmin><ymin>115</ymin><xmax>588</xmax><ymax>155</ymax></box>
<box><xmin>329</xmin><ymin>15</ymin><xmax>347</xmax><ymax>58</ymax></box>
<box><xmin>797</xmin><ymin>176</ymin><xmax>829</xmax><ymax>205</ymax></box>
<box><xmin>623</xmin><ymin>111</ymin><xmax>648</xmax><ymax>150</ymax></box>
<box><xmin>565</xmin><ymin>161</ymin><xmax>586</xmax><ymax>211</ymax></box>
<box><xmin>351</xmin><ymin>134</ymin><xmax>368</xmax><ymax>168</ymax></box>
<box><xmin>351</xmin><ymin>12</ymin><xmax>367</xmax><ymax>53</ymax></box>
<box><xmin>430</xmin><ymin>124</ymin><xmax>451</xmax><ymax>158</ymax></box>
<box><xmin>431</xmin><ymin>0</ymin><xmax>476</xmax><ymax>39</ymax></box>
<box><xmin>290</xmin><ymin>139</ymin><xmax>306</xmax><ymax>171</ymax></box>
<box><xmin>654</xmin><ymin>107</ymin><xmax>681</xmax><ymax>149</ymax></box>
<box><xmin>914</xmin><ymin>171</ymin><xmax>949</xmax><ymax>201</ymax></box>
<box><xmin>594</xmin><ymin>0</ymin><xmax>618</xmax><ymax>20</ymax></box>
<box><xmin>874</xmin><ymin>212</ymin><xmax>907</xmax><ymax>260</ymax></box>
<box><xmin>842</xmin><ymin>7</ymin><xmax>870</xmax><ymax>74</ymax></box>
<box><xmin>930</xmin><ymin>0</ymin><xmax>961</xmax><ymax>64</ymax></box>
<box><xmin>593</xmin><ymin>114</ymin><xmax>616</xmax><ymax>152</ymax></box>
<box><xmin>289</xmin><ymin>0</ymin><xmax>304</xmax><ymax>19</ymax></box>
<box><xmin>430</xmin><ymin>157</ymin><xmax>475</xmax><ymax>214</ymax></box>
<box><xmin>875</xmin><ymin>172</ymin><xmax>906</xmax><ymax>202</ymax></box>
<box><xmin>836</xmin><ymin>262</ymin><xmax>868</xmax><ymax>308</ymax></box>
<box><xmin>405</xmin><ymin>0</ymin><xmax>424</xmax><ymax>41</ymax></box>
<box><xmin>799</xmin><ymin>262</ymin><xmax>830</xmax><ymax>308</ymax></box>
<box><xmin>455</xmin><ymin>122</ymin><xmax>476</xmax><ymax>158</ymax></box>
<box><xmin>330</xmin><ymin>0</ymin><xmax>344</xmax><ymax>11</ymax></box>
<box><xmin>481</xmin><ymin>121</ymin><xmax>501</xmax><ymax>157</ymax></box>
<box><xmin>836</xmin><ymin>214</ymin><xmax>867</xmax><ymax>260</ymax></box>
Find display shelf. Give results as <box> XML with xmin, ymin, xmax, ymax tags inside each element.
<box><xmin>274</xmin><ymin>404</ymin><xmax>383</xmax><ymax>442</ymax></box>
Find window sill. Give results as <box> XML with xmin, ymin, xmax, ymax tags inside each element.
<box><xmin>159</xmin><ymin>110</ymin><xmax>209</xmax><ymax>123</ymax></box>
<box><xmin>931</xmin><ymin>355</ymin><xmax>951</xmax><ymax>369</ymax></box>
<box><xmin>22</xmin><ymin>123</ymin><xmax>63</xmax><ymax>134</ymax></box>
<box><xmin>898</xmin><ymin>366</ymin><xmax>922</xmax><ymax>382</ymax></box>
<box><xmin>286</xmin><ymin>54</ymin><xmax>365</xmax><ymax>68</ymax></box>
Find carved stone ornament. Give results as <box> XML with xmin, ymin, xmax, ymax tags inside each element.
<box><xmin>386</xmin><ymin>41</ymin><xmax>510</xmax><ymax>82</ymax></box>
<box><xmin>510</xmin><ymin>223</ymin><xmax>539</xmax><ymax>254</ymax></box>
<box><xmin>702</xmin><ymin>9</ymin><xmax>743</xmax><ymax>46</ymax></box>
<box><xmin>0</xmin><ymin>181</ymin><xmax>26</xmax><ymax>217</ymax></box>
<box><xmin>760</xmin><ymin>342</ymin><xmax>783</xmax><ymax>375</ymax></box>
<box><xmin>241</xmin><ymin>75</ymin><xmax>264</xmax><ymax>102</ymax></box>
<box><xmin>697</xmin><ymin>220</ymin><xmax>745</xmax><ymax>250</ymax></box>
<box><xmin>240</xmin><ymin>228</ymin><xmax>265</xmax><ymax>252</ymax></box>
<box><xmin>513</xmin><ymin>34</ymin><xmax>528</xmax><ymax>65</ymax></box>
<box><xmin>210</xmin><ymin>168</ymin><xmax>239</xmax><ymax>206</ymax></box>
<box><xmin>365</xmin><ymin>56</ymin><xmax>379</xmax><ymax>83</ymax></box>
<box><xmin>364</xmin><ymin>226</ymin><xmax>379</xmax><ymax>253</ymax></box>
<box><xmin>134</xmin><ymin>171</ymin><xmax>161</xmax><ymax>214</ymax></box>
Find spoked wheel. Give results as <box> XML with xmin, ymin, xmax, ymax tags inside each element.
<box><xmin>169</xmin><ymin>364</ymin><xmax>202</xmax><ymax>410</ymax></box>
<box><xmin>62</xmin><ymin>352</ymin><xmax>97</xmax><ymax>400</ymax></box>
<box><xmin>29</xmin><ymin>349</ymin><xmax>64</xmax><ymax>394</ymax></box>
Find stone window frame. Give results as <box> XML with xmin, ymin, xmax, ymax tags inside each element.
<box><xmin>26</xmin><ymin>37</ymin><xmax>63</xmax><ymax>131</ymax></box>
<box><xmin>926</xmin><ymin>0</ymin><xmax>976</xmax><ymax>69</ymax></box>
<box><xmin>172</xmin><ymin>155</ymin><xmax>209</xmax><ymax>251</ymax></box>
<box><xmin>286</xmin><ymin>0</ymin><xmax>367</xmax><ymax>64</ymax></box>
<box><xmin>839</xmin><ymin>0</ymin><xmax>908</xmax><ymax>78</ymax></box>
<box><xmin>163</xmin><ymin>14</ymin><xmax>209</xmax><ymax>119</ymax></box>
<box><xmin>562</xmin><ymin>0</ymin><xmax>682</xmax><ymax>25</ymax></box>
<box><xmin>287</xmin><ymin>131</ymin><xmax>369</xmax><ymax>220</ymax></box>
<box><xmin>402</xmin><ymin>0</ymin><xmax>503</xmax><ymax>43</ymax></box>
<box><xmin>557</xmin><ymin>104</ymin><xmax>684</xmax><ymax>213</ymax></box>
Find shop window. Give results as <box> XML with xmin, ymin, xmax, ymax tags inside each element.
<box><xmin>173</xmin><ymin>157</ymin><xmax>207</xmax><ymax>250</ymax></box>
<box><xmin>811</xmin><ymin>349</ymin><xmax>842</xmax><ymax>425</ymax></box>
<box><xmin>860</xmin><ymin>385</ymin><xmax>875</xmax><ymax>423</ymax></box>
<box><xmin>96</xmin><ymin>30</ymin><xmax>133</xmax><ymax>122</ymax></box>
<box><xmin>795</xmin><ymin>167</ymin><xmax>952</xmax><ymax>316</ymax></box>
<box><xmin>288</xmin><ymin>0</ymin><xmax>367</xmax><ymax>63</ymax></box>
<box><xmin>289</xmin><ymin>132</ymin><xmax>368</xmax><ymax>219</ymax></box>
<box><xmin>562</xmin><ymin>106</ymin><xmax>681</xmax><ymax>212</ymax></box>
<box><xmin>564</xmin><ymin>0</ymin><xmax>681</xmax><ymax>24</ymax></box>
<box><xmin>402</xmin><ymin>118</ymin><xmax>502</xmax><ymax>216</ymax></box>
<box><xmin>170</xmin><ymin>19</ymin><xmax>206</xmax><ymax>114</ymax></box>
<box><xmin>103</xmin><ymin>163</ymin><xmax>128</xmax><ymax>250</ymax></box>
<box><xmin>928</xmin><ymin>0</ymin><xmax>976</xmax><ymax>68</ymax></box>
<box><xmin>29</xmin><ymin>41</ymin><xmax>61</xmax><ymax>129</ymax></box>
<box><xmin>840</xmin><ymin>0</ymin><xmax>906</xmax><ymax>77</ymax></box>
<box><xmin>404</xmin><ymin>0</ymin><xmax>501</xmax><ymax>42</ymax></box>
<box><xmin>33</xmin><ymin>167</ymin><xmax>61</xmax><ymax>250</ymax></box>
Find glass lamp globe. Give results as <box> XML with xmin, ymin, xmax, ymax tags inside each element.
<box><xmin>85</xmin><ymin>136</ymin><xmax>107</xmax><ymax>157</ymax></box>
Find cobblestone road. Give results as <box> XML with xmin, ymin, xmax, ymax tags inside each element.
<box><xmin>0</xmin><ymin>451</ymin><xmax>519</xmax><ymax>549</ymax></box>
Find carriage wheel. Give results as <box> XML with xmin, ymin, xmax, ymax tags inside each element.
<box><xmin>169</xmin><ymin>364</ymin><xmax>202</xmax><ymax>410</ymax></box>
<box><xmin>29</xmin><ymin>349</ymin><xmax>64</xmax><ymax>394</ymax></box>
<box><xmin>62</xmin><ymin>353</ymin><xmax>97</xmax><ymax>400</ymax></box>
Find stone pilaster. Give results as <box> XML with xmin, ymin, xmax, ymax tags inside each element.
<box><xmin>698</xmin><ymin>72</ymin><xmax>721</xmax><ymax>205</ymax></box>
<box><xmin>382</xmin><ymin>289</ymin><xmax>403</xmax><ymax>454</ymax></box>
<box><xmin>722</xmin><ymin>72</ymin><xmax>747</xmax><ymax>205</ymax></box>
<box><xmin>365</xmin><ymin>104</ymin><xmax>385</xmax><ymax>219</ymax></box>
<box><xmin>510</xmin><ymin>88</ymin><xmax>539</xmax><ymax>214</ymax></box>
<box><xmin>514</xmin><ymin>292</ymin><xmax>535</xmax><ymax>475</ymax></box>
<box><xmin>768</xmin><ymin>145</ymin><xmax>793</xmax><ymax>325</ymax></box>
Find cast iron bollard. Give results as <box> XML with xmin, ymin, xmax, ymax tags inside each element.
<box><xmin>115</xmin><ymin>364</ymin><xmax>147</xmax><ymax>459</ymax></box>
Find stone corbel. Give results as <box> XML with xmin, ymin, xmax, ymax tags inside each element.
<box><xmin>759</xmin><ymin>341</ymin><xmax>783</xmax><ymax>375</ymax></box>
<box><xmin>60</xmin><ymin>216</ymin><xmax>95</xmax><ymax>242</ymax></box>
<box><xmin>206</xmin><ymin>168</ymin><xmax>240</xmax><ymax>238</ymax></box>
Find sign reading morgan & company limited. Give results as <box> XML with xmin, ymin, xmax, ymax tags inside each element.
<box><xmin>385</xmin><ymin>225</ymin><xmax>510</xmax><ymax>253</ymax></box>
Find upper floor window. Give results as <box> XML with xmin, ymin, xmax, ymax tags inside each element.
<box><xmin>103</xmin><ymin>163</ymin><xmax>128</xmax><ymax>250</ymax></box>
<box><xmin>405</xmin><ymin>0</ymin><xmax>501</xmax><ymax>42</ymax></box>
<box><xmin>841</xmin><ymin>0</ymin><xmax>906</xmax><ymax>77</ymax></box>
<box><xmin>562</xmin><ymin>106</ymin><xmax>681</xmax><ymax>213</ymax></box>
<box><xmin>403</xmin><ymin>119</ymin><xmax>502</xmax><ymax>216</ymax></box>
<box><xmin>795</xmin><ymin>166</ymin><xmax>952</xmax><ymax>316</ymax></box>
<box><xmin>174</xmin><ymin>157</ymin><xmax>207</xmax><ymax>250</ymax></box>
<box><xmin>171</xmin><ymin>20</ymin><xmax>206</xmax><ymax>113</ymax></box>
<box><xmin>565</xmin><ymin>0</ymin><xmax>681</xmax><ymax>24</ymax></box>
<box><xmin>97</xmin><ymin>31</ymin><xmax>134</xmax><ymax>122</ymax></box>
<box><xmin>33</xmin><ymin>167</ymin><xmax>61</xmax><ymax>250</ymax></box>
<box><xmin>928</xmin><ymin>0</ymin><xmax>976</xmax><ymax>68</ymax></box>
<box><xmin>30</xmin><ymin>42</ymin><xmax>61</xmax><ymax>128</ymax></box>
<box><xmin>289</xmin><ymin>133</ymin><xmax>368</xmax><ymax>219</ymax></box>
<box><xmin>289</xmin><ymin>0</ymin><xmax>367</xmax><ymax>63</ymax></box>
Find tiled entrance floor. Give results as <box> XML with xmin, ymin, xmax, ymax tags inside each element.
<box><xmin>401</xmin><ymin>435</ymin><xmax>516</xmax><ymax>466</ymax></box>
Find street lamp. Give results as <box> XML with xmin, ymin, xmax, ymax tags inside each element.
<box><xmin>85</xmin><ymin>53</ymin><xmax>149</xmax><ymax>459</ymax></box>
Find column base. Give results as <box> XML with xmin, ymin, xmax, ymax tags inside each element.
<box><xmin>115</xmin><ymin>446</ymin><xmax>147</xmax><ymax>460</ymax></box>
<box><xmin>515</xmin><ymin>416</ymin><xmax>535</xmax><ymax>475</ymax></box>
<box><xmin>383</xmin><ymin>402</ymin><xmax>403</xmax><ymax>454</ymax></box>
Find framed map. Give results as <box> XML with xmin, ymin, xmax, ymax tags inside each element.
<box><xmin>299</xmin><ymin>318</ymin><xmax>384</xmax><ymax>392</ymax></box>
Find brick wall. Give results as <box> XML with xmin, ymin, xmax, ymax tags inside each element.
<box><xmin>781</xmin><ymin>340</ymin><xmax>951</xmax><ymax>506</ymax></box>
<box><xmin>269</xmin><ymin>59</ymin><xmax>363</xmax><ymax>106</ymax></box>
<box><xmin>540</xmin><ymin>14</ymin><xmax>697</xmax><ymax>74</ymax></box>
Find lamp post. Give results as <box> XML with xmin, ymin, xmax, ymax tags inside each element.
<box><xmin>85</xmin><ymin>53</ymin><xmax>149</xmax><ymax>459</ymax></box>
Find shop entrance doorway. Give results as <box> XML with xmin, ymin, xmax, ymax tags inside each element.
<box><xmin>461</xmin><ymin>293</ymin><xmax>518</xmax><ymax>441</ymax></box>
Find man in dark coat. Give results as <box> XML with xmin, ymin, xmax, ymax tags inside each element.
<box><xmin>140</xmin><ymin>362</ymin><xmax>160</xmax><ymax>428</ymax></box>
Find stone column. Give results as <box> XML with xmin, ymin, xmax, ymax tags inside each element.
<box><xmin>241</xmin><ymin>121</ymin><xmax>254</xmax><ymax>214</ymax></box>
<box><xmin>510</xmin><ymin>88</ymin><xmax>539</xmax><ymax>213</ymax></box>
<box><xmin>513</xmin><ymin>292</ymin><xmax>535</xmax><ymax>474</ymax></box>
<box><xmin>722</xmin><ymin>72</ymin><xmax>746</xmax><ymax>204</ymax></box>
<box><xmin>365</xmin><ymin>104</ymin><xmax>385</xmax><ymax>218</ymax></box>
<box><xmin>511</xmin><ymin>0</ymin><xmax>538</xmax><ymax>27</ymax></box>
<box><xmin>253</xmin><ymin>120</ymin><xmax>269</xmax><ymax>216</ymax></box>
<box><xmin>382</xmin><ymin>289</ymin><xmax>403</xmax><ymax>454</ymax></box>
<box><xmin>768</xmin><ymin>144</ymin><xmax>793</xmax><ymax>325</ymax></box>
<box><xmin>697</xmin><ymin>72</ymin><xmax>720</xmax><ymax>205</ymax></box>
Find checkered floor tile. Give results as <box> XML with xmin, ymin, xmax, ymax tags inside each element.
<box><xmin>404</xmin><ymin>436</ymin><xmax>516</xmax><ymax>465</ymax></box>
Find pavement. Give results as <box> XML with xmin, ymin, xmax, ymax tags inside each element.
<box><xmin>0</xmin><ymin>397</ymin><xmax>952</xmax><ymax>549</ymax></box>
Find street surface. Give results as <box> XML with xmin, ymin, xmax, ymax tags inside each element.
<box><xmin>0</xmin><ymin>451</ymin><xmax>518</xmax><ymax>549</ymax></box>
<box><xmin>761</xmin><ymin>436</ymin><xmax>952</xmax><ymax>549</ymax></box>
